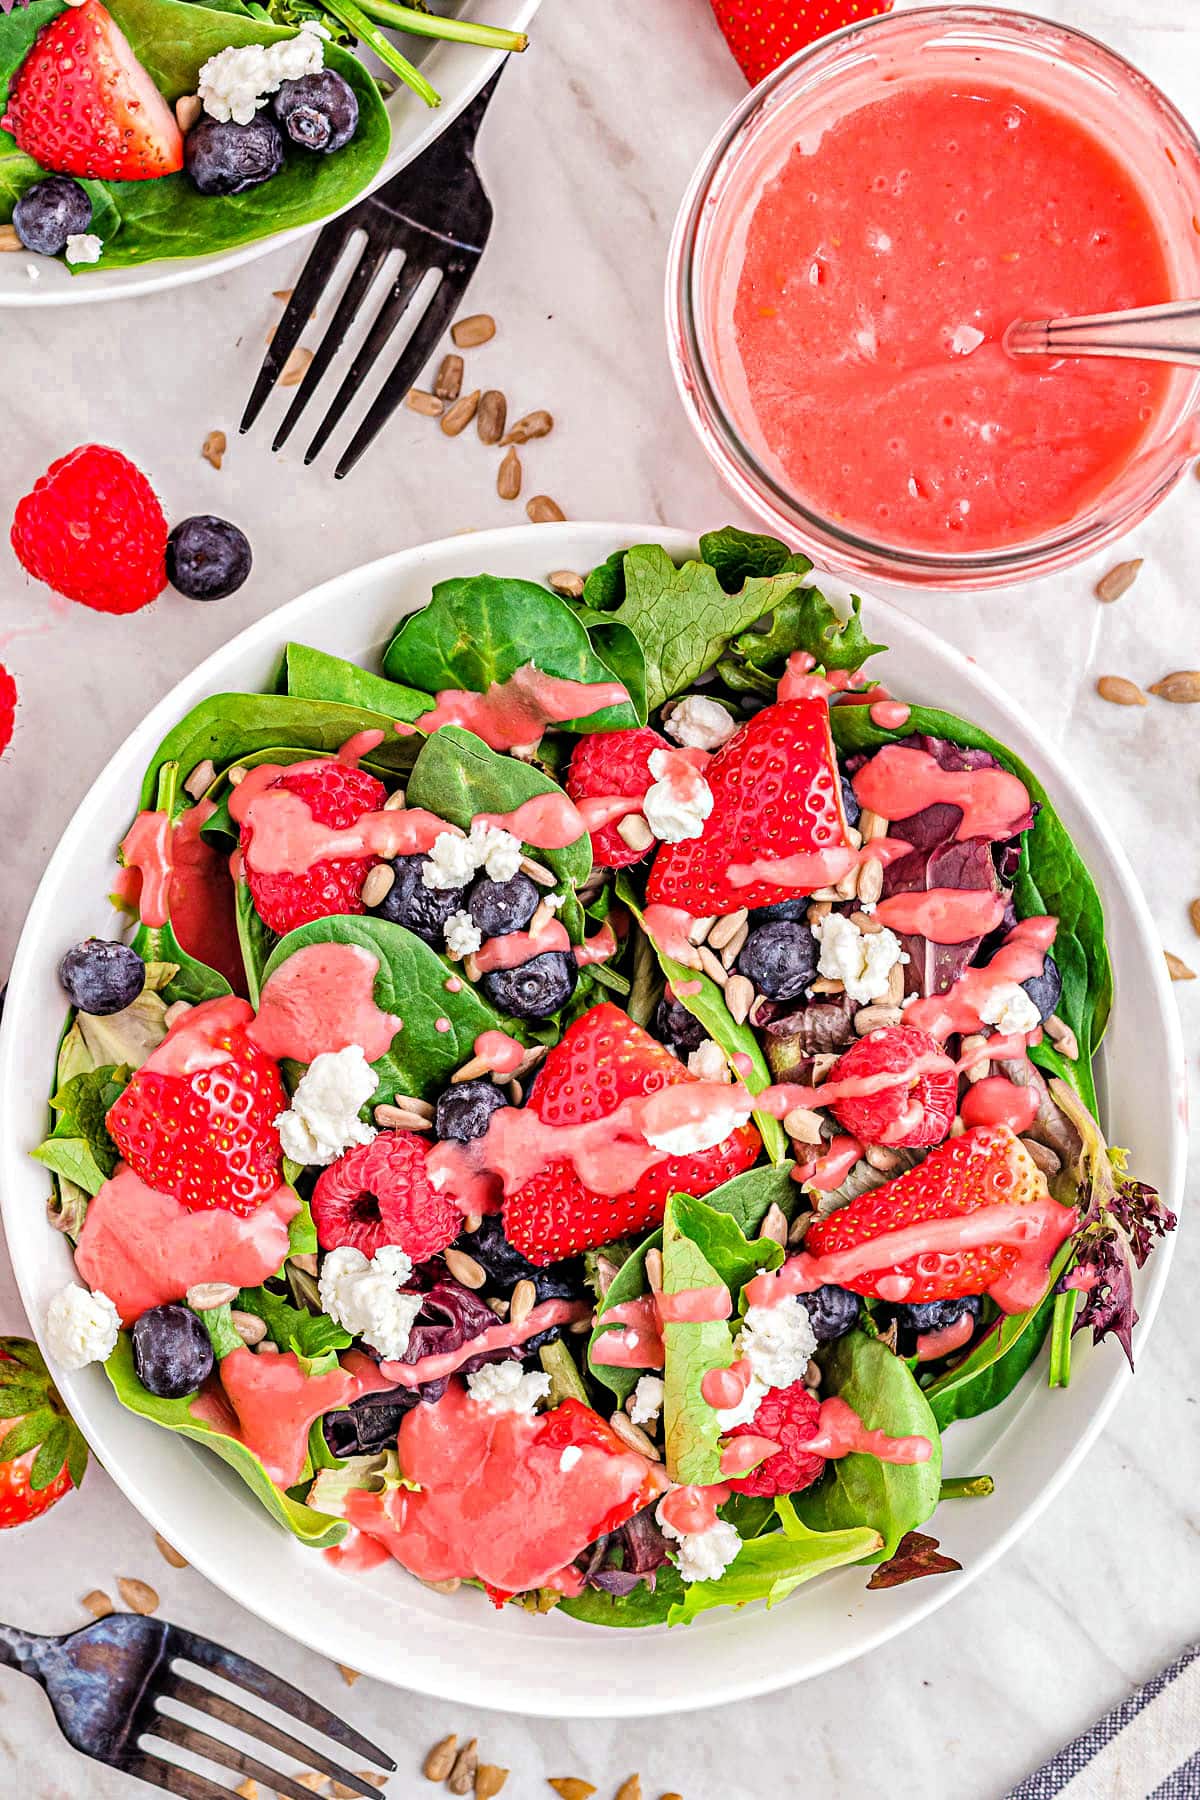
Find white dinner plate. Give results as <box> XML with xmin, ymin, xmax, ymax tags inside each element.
<box><xmin>0</xmin><ymin>0</ymin><xmax>540</xmax><ymax>308</ymax></box>
<box><xmin>0</xmin><ymin>523</ymin><xmax>1186</xmax><ymax>1714</ymax></box>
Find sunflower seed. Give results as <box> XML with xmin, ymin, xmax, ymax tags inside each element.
<box><xmin>451</xmin><ymin>312</ymin><xmax>495</xmax><ymax>348</ymax></box>
<box><xmin>808</xmin><ymin>899</ymin><xmax>834</xmax><ymax>923</ymax></box>
<box><xmin>857</xmin><ymin>857</ymin><xmax>884</xmax><ymax>906</ymax></box>
<box><xmin>810</xmin><ymin>977</ymin><xmax>844</xmax><ymax>996</ymax></box>
<box><xmin>434</xmin><ymin>353</ymin><xmax>464</xmax><ymax>400</ymax></box>
<box><xmin>1191</xmin><ymin>898</ymin><xmax>1200</xmax><ymax>937</ymax></box>
<box><xmin>361</xmin><ymin>863</ymin><xmax>395</xmax><ymax>908</ymax></box>
<box><xmin>1095</xmin><ymin>558</ymin><xmax>1142</xmax><ymax>603</ymax></box>
<box><xmin>501</xmin><ymin>409</ymin><xmax>553</xmax><ymax>445</ymax></box>
<box><xmin>615</xmin><ymin>1779</ymin><xmax>643</xmax><ymax>1800</ymax></box>
<box><xmin>616</xmin><ymin>814</ymin><xmax>654</xmax><ymax>852</ymax></box>
<box><xmin>858</xmin><ymin>808</ymin><xmax>889</xmax><ymax>841</ymax></box>
<box><xmin>445</xmin><ymin>1249</ymin><xmax>487</xmax><ymax>1289</ymax></box>
<box><xmin>82</xmin><ymin>1589</ymin><xmax>114</xmax><ymax>1618</ymax></box>
<box><xmin>854</xmin><ymin>1004</ymin><xmax>903</xmax><ymax>1033</ymax></box>
<box><xmin>834</xmin><ymin>862</ymin><xmax>860</xmax><ymax>901</ymax></box>
<box><xmin>497</xmin><ymin>446</ymin><xmax>522</xmax><ymax>501</ymax></box>
<box><xmin>1165</xmin><ymin>950</ymin><xmax>1196</xmax><ymax>981</ymax></box>
<box><xmin>184</xmin><ymin>758</ymin><xmax>216</xmax><ymax>800</ymax></box>
<box><xmin>548</xmin><ymin>569</ymin><xmax>584</xmax><ymax>597</ymax></box>
<box><xmin>117</xmin><ymin>1577</ymin><xmax>159</xmax><ymax>1616</ymax></box>
<box><xmin>758</xmin><ymin>1202</ymin><xmax>789</xmax><ymax>1245</ymax></box>
<box><xmin>725</xmin><ymin>974</ymin><xmax>754</xmax><ymax>1024</ymax></box>
<box><xmin>154</xmin><ymin>1534</ymin><xmax>188</xmax><ymax>1568</ymax></box>
<box><xmin>279</xmin><ymin>346</ymin><xmax>312</xmax><ymax>387</ymax></box>
<box><xmin>373</xmin><ymin>1104</ymin><xmax>433</xmax><ymax>1131</ymax></box>
<box><xmin>475</xmin><ymin>1766</ymin><xmax>510</xmax><ymax>1799</ymax></box>
<box><xmin>1021</xmin><ymin>1137</ymin><xmax>1061</xmax><ymax>1177</ymax></box>
<box><xmin>424</xmin><ymin>1735</ymin><xmax>459</xmax><ymax>1782</ymax></box>
<box><xmin>697</xmin><ymin>945</ymin><xmax>728</xmax><ymax>987</ymax></box>
<box><xmin>231</xmin><ymin>1310</ymin><xmax>268</xmax><ymax>1346</ymax></box>
<box><xmin>441</xmin><ymin>389</ymin><xmax>481</xmax><ymax>436</ymax></box>
<box><xmin>448</xmin><ymin>1738</ymin><xmax>479</xmax><ymax>1795</ymax></box>
<box><xmin>547</xmin><ymin>1782</ymin><xmax>597</xmax><ymax>1800</ymax></box>
<box><xmin>526</xmin><ymin>494</ymin><xmax>566</xmax><ymax>524</ymax></box>
<box><xmin>886</xmin><ymin>961</ymin><xmax>906</xmax><ymax>1007</ymax></box>
<box><xmin>509</xmin><ymin>1278</ymin><xmax>536</xmax><ymax>1327</ymax></box>
<box><xmin>1096</xmin><ymin>675</ymin><xmax>1147</xmax><ymax>706</ymax></box>
<box><xmin>514</xmin><ymin>1044</ymin><xmax>548</xmax><ymax>1081</ymax></box>
<box><xmin>520</xmin><ymin>854</ymin><xmax>557</xmax><ymax>886</ymax></box>
<box><xmin>708</xmin><ymin>908</ymin><xmax>749</xmax><ymax>951</ymax></box>
<box><xmin>486</xmin><ymin>1297</ymin><xmax>510</xmax><ymax>1319</ymax></box>
<box><xmin>1149</xmin><ymin>670</ymin><xmax>1200</xmax><ymax>703</ymax></box>
<box><xmin>291</xmin><ymin>1252</ymin><xmax>318</xmax><ymax>1276</ymax></box>
<box><xmin>687</xmin><ymin>915</ymin><xmax>716</xmax><ymax>945</ymax></box>
<box><xmin>783</xmin><ymin>1106</ymin><xmax>824</xmax><ymax>1144</ymax></box>
<box><xmin>0</xmin><ymin>225</ymin><xmax>21</xmax><ymax>252</ymax></box>
<box><xmin>463</xmin><ymin>953</ymin><xmax>482</xmax><ymax>983</ymax></box>
<box><xmin>185</xmin><ymin>1281</ymin><xmax>238</xmax><ymax>1311</ymax></box>
<box><xmin>383</xmin><ymin>788</ymin><xmax>407</xmax><ymax>810</ymax></box>
<box><xmin>477</xmin><ymin>389</ymin><xmax>507</xmax><ymax>444</ymax></box>
<box><xmin>1044</xmin><ymin>1013</ymin><xmax>1081</xmax><ymax>1057</ymax></box>
<box><xmin>227</xmin><ymin>765</ymin><xmax>247</xmax><ymax>785</ymax></box>
<box><xmin>452</xmin><ymin>1054</ymin><xmax>492</xmax><ymax>1084</ymax></box>
<box><xmin>960</xmin><ymin>1033</ymin><xmax>989</xmax><ymax>1082</ymax></box>
<box><xmin>608</xmin><ymin>1412</ymin><xmax>660</xmax><ymax>1460</ymax></box>
<box><xmin>175</xmin><ymin>94</ymin><xmax>202</xmax><ymax>132</ymax></box>
<box><xmin>201</xmin><ymin>429</ymin><xmax>226</xmax><ymax>471</ymax></box>
<box><xmin>811</xmin><ymin>1053</ymin><xmax>839</xmax><ymax>1083</ymax></box>
<box><xmin>720</xmin><ymin>924</ymin><xmax>749</xmax><ymax>967</ymax></box>
<box><xmin>406</xmin><ymin>388</ymin><xmax>443</xmax><ymax>417</ymax></box>
<box><xmin>644</xmin><ymin>1248</ymin><xmax>663</xmax><ymax>1293</ymax></box>
<box><xmin>336</xmin><ymin>1664</ymin><xmax>360</xmax><ymax>1685</ymax></box>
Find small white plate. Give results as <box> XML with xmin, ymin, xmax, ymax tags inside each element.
<box><xmin>0</xmin><ymin>0</ymin><xmax>539</xmax><ymax>308</ymax></box>
<box><xmin>0</xmin><ymin>523</ymin><xmax>1185</xmax><ymax>1714</ymax></box>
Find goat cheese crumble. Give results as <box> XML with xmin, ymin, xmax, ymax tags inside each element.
<box><xmin>466</xmin><ymin>1362</ymin><xmax>551</xmax><ymax>1414</ymax></box>
<box><xmin>686</xmin><ymin>1039</ymin><xmax>730</xmax><ymax>1083</ymax></box>
<box><xmin>657</xmin><ymin>1506</ymin><xmax>742</xmax><ymax>1583</ymax></box>
<box><xmin>198</xmin><ymin>21</ymin><xmax>326</xmax><ymax>125</ymax></box>
<box><xmin>980</xmin><ymin>982</ymin><xmax>1041</xmax><ymax>1037</ymax></box>
<box><xmin>443</xmin><ymin>909</ymin><xmax>483</xmax><ymax>958</ymax></box>
<box><xmin>642</xmin><ymin>1094</ymin><xmax>751</xmax><ymax>1157</ymax></box>
<box><xmin>664</xmin><ymin>694</ymin><xmax>737</xmax><ymax>752</ymax></box>
<box><xmin>736</xmin><ymin>1296</ymin><xmax>817</xmax><ymax>1390</ymax></box>
<box><xmin>559</xmin><ymin>1445</ymin><xmax>583</xmax><ymax>1472</ymax></box>
<box><xmin>629</xmin><ymin>1374</ymin><xmax>665</xmax><ymax>1427</ymax></box>
<box><xmin>813</xmin><ymin>911</ymin><xmax>906</xmax><ymax>1005</ymax></box>
<box><xmin>45</xmin><ymin>1283</ymin><xmax>120</xmax><ymax>1369</ymax></box>
<box><xmin>275</xmin><ymin>1044</ymin><xmax>378</xmax><ymax>1166</ymax></box>
<box><xmin>642</xmin><ymin>748</ymin><xmax>714</xmax><ymax>844</ymax></box>
<box><xmin>65</xmin><ymin>233</ymin><xmax>102</xmax><ymax>265</ymax></box>
<box><xmin>422</xmin><ymin>821</ymin><xmax>522</xmax><ymax>890</ymax></box>
<box><xmin>318</xmin><ymin>1244</ymin><xmax>419</xmax><ymax>1360</ymax></box>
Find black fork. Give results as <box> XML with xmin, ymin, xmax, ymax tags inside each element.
<box><xmin>0</xmin><ymin>1611</ymin><xmax>395</xmax><ymax>1796</ymax></box>
<box><xmin>240</xmin><ymin>68</ymin><xmax>500</xmax><ymax>479</ymax></box>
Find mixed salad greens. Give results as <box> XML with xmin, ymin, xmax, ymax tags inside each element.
<box><xmin>33</xmin><ymin>527</ymin><xmax>1174</xmax><ymax>1626</ymax></box>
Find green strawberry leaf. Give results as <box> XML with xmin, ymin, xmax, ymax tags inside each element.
<box><xmin>0</xmin><ymin>1338</ymin><xmax>88</xmax><ymax>1493</ymax></box>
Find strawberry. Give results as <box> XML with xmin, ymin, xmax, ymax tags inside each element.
<box><xmin>566</xmin><ymin>726</ymin><xmax>670</xmax><ymax>868</ymax></box>
<box><xmin>724</xmin><ymin>1379</ymin><xmax>825</xmax><ymax>1498</ymax></box>
<box><xmin>805</xmin><ymin>1124</ymin><xmax>1061</xmax><ymax>1303</ymax></box>
<box><xmin>0</xmin><ymin>1340</ymin><xmax>87</xmax><ymax>1529</ymax></box>
<box><xmin>313</xmin><ymin>1131</ymin><xmax>462</xmax><ymax>1263</ymax></box>
<box><xmin>2</xmin><ymin>0</ymin><xmax>182</xmax><ymax>181</ymax></box>
<box><xmin>241</xmin><ymin>762</ymin><xmax>387</xmax><ymax>935</ymax></box>
<box><xmin>107</xmin><ymin>996</ymin><xmax>285</xmax><ymax>1215</ymax></box>
<box><xmin>710</xmin><ymin>0</ymin><xmax>893</xmax><ymax>89</ymax></box>
<box><xmin>647</xmin><ymin>698</ymin><xmax>849</xmax><ymax>914</ymax></box>
<box><xmin>0</xmin><ymin>662</ymin><xmax>15</xmax><ymax>761</ymax></box>
<box><xmin>827</xmin><ymin>1025</ymin><xmax>957</xmax><ymax>1150</ymax></box>
<box><xmin>503</xmin><ymin>1002</ymin><xmax>761</xmax><ymax>1263</ymax></box>
<box><xmin>11</xmin><ymin>444</ymin><xmax>168</xmax><ymax>614</ymax></box>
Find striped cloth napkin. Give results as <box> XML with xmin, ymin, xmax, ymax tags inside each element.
<box><xmin>1007</xmin><ymin>1644</ymin><xmax>1199</xmax><ymax>1799</ymax></box>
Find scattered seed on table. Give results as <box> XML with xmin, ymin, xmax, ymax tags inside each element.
<box><xmin>475</xmin><ymin>1766</ymin><xmax>509</xmax><ymax>1799</ymax></box>
<box><xmin>272</xmin><ymin>287</ymin><xmax>294</xmax><ymax>302</ymax></box>
<box><xmin>117</xmin><ymin>1577</ymin><xmax>159</xmax><ymax>1616</ymax></box>
<box><xmin>477</xmin><ymin>389</ymin><xmax>507</xmax><ymax>444</ymax></box>
<box><xmin>501</xmin><ymin>409</ymin><xmax>553</xmax><ymax>445</ymax></box>
<box><xmin>547</xmin><ymin>1782</ymin><xmax>597</xmax><ymax>1800</ymax></box>
<box><xmin>201</xmin><ymin>429</ymin><xmax>225</xmax><ymax>470</ymax></box>
<box><xmin>82</xmin><ymin>1590</ymin><xmax>114</xmax><ymax>1618</ymax></box>
<box><xmin>497</xmin><ymin>447</ymin><xmax>522</xmax><ymax>500</ymax></box>
<box><xmin>1095</xmin><ymin>558</ymin><xmax>1142</xmax><ymax>602</ymax></box>
<box><xmin>423</xmin><ymin>1735</ymin><xmax>459</xmax><ymax>1781</ymax></box>
<box><xmin>406</xmin><ymin>388</ymin><xmax>444</xmax><ymax>417</ymax></box>
<box><xmin>1190</xmin><ymin>898</ymin><xmax>1200</xmax><ymax>937</ymax></box>
<box><xmin>448</xmin><ymin>1737</ymin><xmax>479</xmax><ymax>1796</ymax></box>
<box><xmin>336</xmin><ymin>1663</ymin><xmax>360</xmax><ymax>1685</ymax></box>
<box><xmin>0</xmin><ymin>225</ymin><xmax>21</xmax><ymax>251</ymax></box>
<box><xmin>435</xmin><ymin>353</ymin><xmax>464</xmax><ymax>400</ymax></box>
<box><xmin>279</xmin><ymin>346</ymin><xmax>312</xmax><ymax>387</ymax></box>
<box><xmin>1165</xmin><ymin>950</ymin><xmax>1196</xmax><ymax>980</ymax></box>
<box><xmin>442</xmin><ymin>389</ymin><xmax>481</xmax><ymax>436</ymax></box>
<box><xmin>1149</xmin><ymin>670</ymin><xmax>1200</xmax><ymax>703</ymax></box>
<box><xmin>1096</xmin><ymin>675</ymin><xmax>1147</xmax><ymax>706</ymax></box>
<box><xmin>615</xmin><ymin>1779</ymin><xmax>643</xmax><ymax>1800</ymax></box>
<box><xmin>526</xmin><ymin>494</ymin><xmax>566</xmax><ymax>523</ymax></box>
<box><xmin>154</xmin><ymin>1533</ymin><xmax>187</xmax><ymax>1568</ymax></box>
<box><xmin>451</xmin><ymin>313</ymin><xmax>495</xmax><ymax>348</ymax></box>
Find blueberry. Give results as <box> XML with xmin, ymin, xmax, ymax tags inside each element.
<box><xmin>185</xmin><ymin>115</ymin><xmax>284</xmax><ymax>196</ymax></box>
<box><xmin>840</xmin><ymin>771</ymin><xmax>861</xmax><ymax>830</ymax></box>
<box><xmin>370</xmin><ymin>854</ymin><xmax>467</xmax><ymax>944</ymax></box>
<box><xmin>166</xmin><ymin>516</ymin><xmax>252</xmax><ymax>602</ymax></box>
<box><xmin>12</xmin><ymin>176</ymin><xmax>91</xmax><ymax>257</ymax></box>
<box><xmin>131</xmin><ymin>1303</ymin><xmax>214</xmax><ymax>1399</ymax></box>
<box><xmin>736</xmin><ymin>921</ymin><xmax>818</xmax><ymax>1001</ymax></box>
<box><xmin>435</xmin><ymin>1078</ymin><xmax>509</xmax><ymax>1142</ymax></box>
<box><xmin>272</xmin><ymin>69</ymin><xmax>359</xmax><ymax>153</ymax></box>
<box><xmin>803</xmin><ymin>1284</ymin><xmax>861</xmax><ymax>1344</ymax></box>
<box><xmin>1021</xmin><ymin>953</ymin><xmax>1062</xmax><ymax>1023</ymax></box>
<box><xmin>748</xmin><ymin>897</ymin><xmax>810</xmax><ymax>927</ymax></box>
<box><xmin>454</xmin><ymin>1215</ymin><xmax>584</xmax><ymax>1352</ymax></box>
<box><xmin>885</xmin><ymin>1295</ymin><xmax>982</xmax><ymax>1356</ymax></box>
<box><xmin>653</xmin><ymin>995</ymin><xmax>707</xmax><ymax>1056</ymax></box>
<box><xmin>58</xmin><ymin>939</ymin><xmax>145</xmax><ymax>1016</ymax></box>
<box><xmin>481</xmin><ymin>950</ymin><xmax>577</xmax><ymax>1019</ymax></box>
<box><xmin>469</xmin><ymin>873</ymin><xmax>539</xmax><ymax>938</ymax></box>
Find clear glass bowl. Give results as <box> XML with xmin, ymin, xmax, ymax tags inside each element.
<box><xmin>666</xmin><ymin>6</ymin><xmax>1200</xmax><ymax>589</ymax></box>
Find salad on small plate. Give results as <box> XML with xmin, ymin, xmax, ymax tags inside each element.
<box><xmin>27</xmin><ymin>525</ymin><xmax>1176</xmax><ymax>1629</ymax></box>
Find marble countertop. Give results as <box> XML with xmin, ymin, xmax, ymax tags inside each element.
<box><xmin>1</xmin><ymin>0</ymin><xmax>1197</xmax><ymax>1794</ymax></box>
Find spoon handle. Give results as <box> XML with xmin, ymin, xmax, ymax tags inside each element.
<box><xmin>1005</xmin><ymin>297</ymin><xmax>1200</xmax><ymax>369</ymax></box>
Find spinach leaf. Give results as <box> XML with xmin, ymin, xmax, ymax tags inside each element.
<box><xmin>830</xmin><ymin>704</ymin><xmax>1111</xmax><ymax>1111</ymax></box>
<box><xmin>694</xmin><ymin>1162</ymin><xmax>799</xmax><ymax>1236</ymax></box>
<box><xmin>383</xmin><ymin>576</ymin><xmax>642</xmax><ymax>732</ymax></box>
<box><xmin>666</xmin><ymin>1506</ymin><xmax>882</xmax><ymax>1625</ymax></box>
<box><xmin>235</xmin><ymin>1283</ymin><xmax>351</xmax><ymax>1363</ymax></box>
<box><xmin>0</xmin><ymin>0</ymin><xmax>391</xmax><ymax>271</ymax></box>
<box><xmin>697</xmin><ymin>526</ymin><xmax>813</xmax><ymax>590</ymax></box>
<box><xmin>31</xmin><ymin>1064</ymin><xmax>128</xmax><ymax>1198</ymax></box>
<box><xmin>405</xmin><ymin>725</ymin><xmax>592</xmax><ymax>890</ymax></box>
<box><xmin>608</xmin><ymin>543</ymin><xmax>812</xmax><ymax>711</ymax></box>
<box><xmin>281</xmin><ymin>643</ymin><xmax>433</xmax><ymax>725</ymax></box>
<box><xmin>138</xmin><ymin>691</ymin><xmax>418</xmax><ymax>810</ymax></box>
<box><xmin>560</xmin><ymin>1567</ymin><xmax>684</xmax><ymax>1628</ymax></box>
<box><xmin>588</xmin><ymin>1229</ymin><xmax>660</xmax><ymax>1405</ymax></box>
<box><xmin>791</xmin><ymin>1333</ymin><xmax>941</xmax><ymax>1560</ymax></box>
<box><xmin>104</xmin><ymin>1334</ymin><xmax>346</xmax><ymax>1548</ymax></box>
<box><xmin>922</xmin><ymin>1238</ymin><xmax>1074</xmax><ymax>1427</ymax></box>
<box><xmin>260</xmin><ymin>915</ymin><xmax>515</xmax><ymax>1103</ymax></box>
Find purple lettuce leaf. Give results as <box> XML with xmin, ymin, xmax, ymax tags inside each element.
<box><xmin>397</xmin><ymin>1279</ymin><xmax>516</xmax><ymax>1384</ymax></box>
<box><xmin>881</xmin><ymin>835</ymin><xmax>1002</xmax><ymax>999</ymax></box>
<box><xmin>574</xmin><ymin>1504</ymin><xmax>671</xmax><ymax>1594</ymax></box>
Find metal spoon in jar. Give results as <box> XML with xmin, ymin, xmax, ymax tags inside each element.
<box><xmin>1005</xmin><ymin>297</ymin><xmax>1200</xmax><ymax>368</ymax></box>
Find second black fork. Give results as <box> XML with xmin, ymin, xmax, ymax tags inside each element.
<box><xmin>240</xmin><ymin>68</ymin><xmax>500</xmax><ymax>478</ymax></box>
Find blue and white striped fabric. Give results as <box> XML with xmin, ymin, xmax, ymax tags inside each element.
<box><xmin>1007</xmin><ymin>1644</ymin><xmax>1200</xmax><ymax>1799</ymax></box>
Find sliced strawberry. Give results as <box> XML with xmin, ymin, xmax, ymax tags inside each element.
<box><xmin>710</xmin><ymin>0</ymin><xmax>894</xmax><ymax>89</ymax></box>
<box><xmin>107</xmin><ymin>996</ymin><xmax>285</xmax><ymax>1216</ymax></box>
<box><xmin>827</xmin><ymin>1024</ymin><xmax>957</xmax><ymax>1149</ymax></box>
<box><xmin>565</xmin><ymin>726</ymin><xmax>669</xmax><ymax>868</ymax></box>
<box><xmin>2</xmin><ymin>0</ymin><xmax>183</xmax><ymax>182</ymax></box>
<box><xmin>312</xmin><ymin>1131</ymin><xmax>462</xmax><ymax>1263</ymax></box>
<box><xmin>503</xmin><ymin>1002</ymin><xmax>761</xmax><ymax>1263</ymax></box>
<box><xmin>805</xmin><ymin>1124</ymin><xmax>1067</xmax><ymax>1303</ymax></box>
<box><xmin>241</xmin><ymin>762</ymin><xmax>387</xmax><ymax>936</ymax></box>
<box><xmin>647</xmin><ymin>698</ymin><xmax>849</xmax><ymax>914</ymax></box>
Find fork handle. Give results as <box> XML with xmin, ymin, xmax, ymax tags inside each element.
<box><xmin>1005</xmin><ymin>296</ymin><xmax>1200</xmax><ymax>368</ymax></box>
<box><xmin>0</xmin><ymin>1622</ymin><xmax>52</xmax><ymax>1678</ymax></box>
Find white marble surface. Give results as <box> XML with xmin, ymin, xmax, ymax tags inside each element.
<box><xmin>0</xmin><ymin>0</ymin><xmax>1198</xmax><ymax>1793</ymax></box>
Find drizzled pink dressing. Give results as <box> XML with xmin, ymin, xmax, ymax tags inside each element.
<box><xmin>476</xmin><ymin>792</ymin><xmax>588</xmax><ymax>849</ymax></box>
<box><xmin>119</xmin><ymin>801</ymin><xmax>245</xmax><ymax>994</ymax></box>
<box><xmin>473</xmin><ymin>920</ymin><xmax>570</xmax><ymax>974</ymax></box>
<box><xmin>594</xmin><ymin>1283</ymin><xmax>732</xmax><ymax>1371</ymax></box>
<box><xmin>701</xmin><ymin>1359</ymin><xmax>753</xmax><ymax>1411</ymax></box>
<box><xmin>659</xmin><ymin>1483</ymin><xmax>731</xmax><ymax>1536</ymax></box>
<box><xmin>727</xmin><ymin>834</ymin><xmax>909</xmax><ymax>894</ymax></box>
<box><xmin>801</xmin><ymin>1396</ymin><xmax>931</xmax><ymax>1465</ymax></box>
<box><xmin>337</xmin><ymin>729</ymin><xmax>385</xmax><ymax>764</ymax></box>
<box><xmin>960</xmin><ymin>1075</ymin><xmax>1039</xmax><ymax>1134</ymax></box>
<box><xmin>905</xmin><ymin>916</ymin><xmax>1057</xmax><ymax>1040</ymax></box>
<box><xmin>872</xmin><ymin>888</ymin><xmax>1007</xmax><ymax>944</ymax></box>
<box><xmin>415</xmin><ymin>665</ymin><xmax>630</xmax><ymax>752</ymax></box>
<box><xmin>473</xmin><ymin>1030</ymin><xmax>525</xmax><ymax>1076</ymax></box>
<box><xmin>248</xmin><ymin>941</ymin><xmax>401</xmax><ymax>1064</ymax></box>
<box><xmin>193</xmin><ymin>1347</ymin><xmax>396</xmax><ymax>1488</ymax></box>
<box><xmin>915</xmin><ymin>1312</ymin><xmax>977</xmax><ymax>1362</ymax></box>
<box><xmin>852</xmin><ymin>746</ymin><xmax>1031</xmax><ymax>841</ymax></box>
<box><xmin>75</xmin><ymin>1168</ymin><xmax>298</xmax><ymax>1325</ymax></box>
<box><xmin>720</xmin><ymin>1434</ymin><xmax>779</xmax><ymax>1476</ymax></box>
<box><xmin>801</xmin><ymin>1133</ymin><xmax>863</xmax><ymax>1191</ymax></box>
<box><xmin>230</xmin><ymin>761</ymin><xmax>447</xmax><ymax>876</ymax></box>
<box><xmin>869</xmin><ymin>702</ymin><xmax>911</xmax><ymax>730</ymax></box>
<box><xmin>120</xmin><ymin>809</ymin><xmax>173</xmax><ymax>928</ymax></box>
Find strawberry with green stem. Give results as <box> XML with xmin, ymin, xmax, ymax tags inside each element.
<box><xmin>0</xmin><ymin>1339</ymin><xmax>88</xmax><ymax>1529</ymax></box>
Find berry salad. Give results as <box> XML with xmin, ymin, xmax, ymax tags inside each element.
<box><xmin>33</xmin><ymin>528</ymin><xmax>1173</xmax><ymax>1625</ymax></box>
<box><xmin>0</xmin><ymin>0</ymin><xmax>525</xmax><ymax>275</ymax></box>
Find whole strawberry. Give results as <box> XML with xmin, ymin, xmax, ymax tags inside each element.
<box><xmin>2</xmin><ymin>0</ymin><xmax>182</xmax><ymax>181</ymax></box>
<box><xmin>0</xmin><ymin>1340</ymin><xmax>87</xmax><ymax>1529</ymax></box>
<box><xmin>241</xmin><ymin>761</ymin><xmax>388</xmax><ymax>936</ymax></box>
<box><xmin>0</xmin><ymin>662</ymin><xmax>15</xmax><ymax>761</ymax></box>
<box><xmin>566</xmin><ymin>727</ymin><xmax>670</xmax><ymax>868</ymax></box>
<box><xmin>107</xmin><ymin>996</ymin><xmax>285</xmax><ymax>1215</ymax></box>
<box><xmin>711</xmin><ymin>0</ymin><xmax>894</xmax><ymax>88</ymax></box>
<box><xmin>12</xmin><ymin>445</ymin><xmax>168</xmax><ymax>614</ymax></box>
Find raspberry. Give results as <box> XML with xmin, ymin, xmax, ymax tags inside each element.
<box><xmin>566</xmin><ymin>727</ymin><xmax>670</xmax><ymax>869</ymax></box>
<box><xmin>0</xmin><ymin>663</ymin><xmax>16</xmax><ymax>761</ymax></box>
<box><xmin>312</xmin><ymin>1131</ymin><xmax>462</xmax><ymax>1263</ymax></box>
<box><xmin>242</xmin><ymin>761</ymin><xmax>387</xmax><ymax>936</ymax></box>
<box><xmin>11</xmin><ymin>445</ymin><xmax>167</xmax><ymax>614</ymax></box>
<box><xmin>724</xmin><ymin>1380</ymin><xmax>826</xmax><ymax>1499</ymax></box>
<box><xmin>827</xmin><ymin>1024</ymin><xmax>957</xmax><ymax>1150</ymax></box>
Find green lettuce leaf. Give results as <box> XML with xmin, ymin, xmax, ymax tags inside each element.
<box><xmin>667</xmin><ymin>1507</ymin><xmax>881</xmax><ymax>1624</ymax></box>
<box><xmin>31</xmin><ymin>1064</ymin><xmax>128</xmax><ymax>1198</ymax></box>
